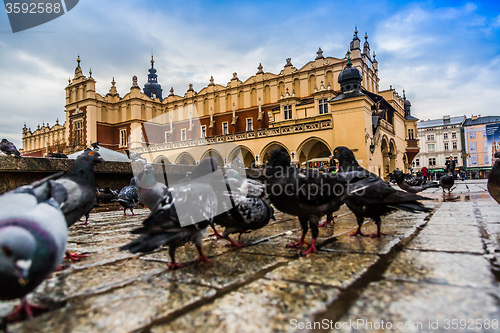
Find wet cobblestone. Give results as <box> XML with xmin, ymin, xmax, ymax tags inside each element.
<box><xmin>2</xmin><ymin>180</ymin><xmax>500</xmax><ymax>332</ymax></box>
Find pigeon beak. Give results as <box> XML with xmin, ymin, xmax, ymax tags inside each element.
<box><xmin>14</xmin><ymin>259</ymin><xmax>32</xmax><ymax>285</ymax></box>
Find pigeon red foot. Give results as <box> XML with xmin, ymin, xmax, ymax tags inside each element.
<box><xmin>65</xmin><ymin>250</ymin><xmax>88</xmax><ymax>261</ymax></box>
<box><xmin>301</xmin><ymin>238</ymin><xmax>317</xmax><ymax>256</ymax></box>
<box><xmin>167</xmin><ymin>262</ymin><xmax>185</xmax><ymax>270</ymax></box>
<box><xmin>286</xmin><ymin>233</ymin><xmax>309</xmax><ymax>248</ymax></box>
<box><xmin>6</xmin><ymin>298</ymin><xmax>47</xmax><ymax>321</ymax></box>
<box><xmin>195</xmin><ymin>252</ymin><xmax>212</xmax><ymax>264</ymax></box>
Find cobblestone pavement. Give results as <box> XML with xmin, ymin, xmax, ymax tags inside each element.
<box><xmin>1</xmin><ymin>180</ymin><xmax>499</xmax><ymax>332</ymax></box>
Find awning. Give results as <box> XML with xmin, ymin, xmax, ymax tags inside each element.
<box><xmin>68</xmin><ymin>146</ymin><xmax>131</xmax><ymax>162</ymax></box>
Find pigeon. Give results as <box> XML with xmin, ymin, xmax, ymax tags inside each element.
<box><xmin>488</xmin><ymin>152</ymin><xmax>500</xmax><ymax>204</ymax></box>
<box><xmin>47</xmin><ymin>152</ymin><xmax>68</xmax><ymax>159</ymax></box>
<box><xmin>333</xmin><ymin>146</ymin><xmax>432</xmax><ymax>237</ymax></box>
<box><xmin>440</xmin><ymin>157</ymin><xmax>456</xmax><ymax>194</ymax></box>
<box><xmin>120</xmin><ymin>161</ymin><xmax>218</xmax><ymax>269</ymax></box>
<box><xmin>265</xmin><ymin>148</ymin><xmax>349</xmax><ymax>255</ymax></box>
<box><xmin>0</xmin><ymin>187</ymin><xmax>67</xmax><ymax>320</ymax></box>
<box><xmin>54</xmin><ymin>150</ymin><xmax>103</xmax><ymax>228</ymax></box>
<box><xmin>96</xmin><ymin>187</ymin><xmax>118</xmax><ymax>204</ymax></box>
<box><xmin>393</xmin><ymin>170</ymin><xmax>439</xmax><ymax>194</ymax></box>
<box><xmin>0</xmin><ymin>139</ymin><xmax>21</xmax><ymax>158</ymax></box>
<box><xmin>1</xmin><ymin>150</ymin><xmax>102</xmax><ymax>264</ymax></box>
<box><xmin>137</xmin><ymin>164</ymin><xmax>168</xmax><ymax>210</ymax></box>
<box><xmin>125</xmin><ymin>149</ymin><xmax>147</xmax><ymax>163</ymax></box>
<box><xmin>212</xmin><ymin>170</ymin><xmax>275</xmax><ymax>247</ymax></box>
<box><xmin>115</xmin><ymin>178</ymin><xmax>139</xmax><ymax>216</ymax></box>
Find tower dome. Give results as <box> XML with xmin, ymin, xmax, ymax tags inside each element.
<box><xmin>338</xmin><ymin>50</ymin><xmax>362</xmax><ymax>94</ymax></box>
<box><xmin>143</xmin><ymin>54</ymin><xmax>163</xmax><ymax>100</ymax></box>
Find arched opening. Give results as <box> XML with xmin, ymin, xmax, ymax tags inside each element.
<box><xmin>296</xmin><ymin>137</ymin><xmax>332</xmax><ymax>166</ymax></box>
<box><xmin>153</xmin><ymin>155</ymin><xmax>171</xmax><ymax>164</ymax></box>
<box><xmin>228</xmin><ymin>145</ymin><xmax>255</xmax><ymax>168</ymax></box>
<box><xmin>260</xmin><ymin>141</ymin><xmax>289</xmax><ymax>164</ymax></box>
<box><xmin>308</xmin><ymin>75</ymin><xmax>316</xmax><ymax>95</ymax></box>
<box><xmin>250</xmin><ymin>88</ymin><xmax>257</xmax><ymax>106</ymax></box>
<box><xmin>175</xmin><ymin>152</ymin><xmax>196</xmax><ymax>165</ymax></box>
<box><xmin>389</xmin><ymin>139</ymin><xmax>397</xmax><ymax>173</ymax></box>
<box><xmin>381</xmin><ymin>136</ymin><xmax>390</xmax><ymax>180</ymax></box>
<box><xmin>200</xmin><ymin>149</ymin><xmax>224</xmax><ymax>167</ymax></box>
<box><xmin>293</xmin><ymin>78</ymin><xmax>300</xmax><ymax>97</ymax></box>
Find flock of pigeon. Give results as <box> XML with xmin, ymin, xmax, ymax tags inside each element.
<box><xmin>0</xmin><ymin>144</ymin><xmax>499</xmax><ymax>324</ymax></box>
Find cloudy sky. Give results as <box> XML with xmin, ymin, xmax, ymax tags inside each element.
<box><xmin>1</xmin><ymin>0</ymin><xmax>499</xmax><ymax>148</ymax></box>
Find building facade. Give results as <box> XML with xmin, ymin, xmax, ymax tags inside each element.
<box><xmin>22</xmin><ymin>28</ymin><xmax>420</xmax><ymax>180</ymax></box>
<box><xmin>414</xmin><ymin>115</ymin><xmax>466</xmax><ymax>172</ymax></box>
<box><xmin>463</xmin><ymin>115</ymin><xmax>500</xmax><ymax>178</ymax></box>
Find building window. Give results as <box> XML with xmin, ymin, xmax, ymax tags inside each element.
<box><xmin>284</xmin><ymin>105</ymin><xmax>292</xmax><ymax>120</ymax></box>
<box><xmin>73</xmin><ymin>119</ymin><xmax>83</xmax><ymax>145</ymax></box>
<box><xmin>181</xmin><ymin>128</ymin><xmax>186</xmax><ymax>141</ymax></box>
<box><xmin>444</xmin><ymin>142</ymin><xmax>449</xmax><ymax>150</ymax></box>
<box><xmin>429</xmin><ymin>157</ymin><xmax>436</xmax><ymax>166</ymax></box>
<box><xmin>483</xmin><ymin>130</ymin><xmax>487</xmax><ymax>137</ymax></box>
<box><xmin>318</xmin><ymin>99</ymin><xmax>328</xmax><ymax>114</ymax></box>
<box><xmin>415</xmin><ymin>158</ymin><xmax>420</xmax><ymax>166</ymax></box>
<box><xmin>428</xmin><ymin>144</ymin><xmax>435</xmax><ymax>152</ymax></box>
<box><xmin>165</xmin><ymin>131</ymin><xmax>170</xmax><ymax>143</ymax></box>
<box><xmin>427</xmin><ymin>134</ymin><xmax>434</xmax><ymax>141</ymax></box>
<box><xmin>443</xmin><ymin>133</ymin><xmax>448</xmax><ymax>139</ymax></box>
<box><xmin>452</xmin><ymin>132</ymin><xmax>457</xmax><ymax>139</ymax></box>
<box><xmin>471</xmin><ymin>155</ymin><xmax>478</xmax><ymax>165</ymax></box>
<box><xmin>452</xmin><ymin>142</ymin><xmax>457</xmax><ymax>149</ymax></box>
<box><xmin>484</xmin><ymin>154</ymin><xmax>490</xmax><ymax>164</ymax></box>
<box><xmin>246</xmin><ymin>118</ymin><xmax>253</xmax><ymax>131</ymax></box>
<box><xmin>454</xmin><ymin>156</ymin><xmax>458</xmax><ymax>164</ymax></box>
<box><xmin>119</xmin><ymin>128</ymin><xmax>127</xmax><ymax>147</ymax></box>
<box><xmin>469</xmin><ymin>131</ymin><xmax>476</xmax><ymax>139</ymax></box>
<box><xmin>222</xmin><ymin>122</ymin><xmax>228</xmax><ymax>135</ymax></box>
<box><xmin>408</xmin><ymin>129</ymin><xmax>414</xmax><ymax>140</ymax></box>
<box><xmin>470</xmin><ymin>142</ymin><xmax>477</xmax><ymax>152</ymax></box>
<box><xmin>201</xmin><ymin>125</ymin><xmax>206</xmax><ymax>138</ymax></box>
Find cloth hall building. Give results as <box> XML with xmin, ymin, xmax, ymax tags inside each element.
<box><xmin>21</xmin><ymin>29</ymin><xmax>420</xmax><ymax>180</ymax></box>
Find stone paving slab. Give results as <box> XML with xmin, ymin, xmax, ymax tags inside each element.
<box><xmin>266</xmin><ymin>252</ymin><xmax>379</xmax><ymax>289</ymax></box>
<box><xmin>151</xmin><ymin>279</ymin><xmax>341</xmax><ymax>333</ymax></box>
<box><xmin>384</xmin><ymin>250</ymin><xmax>495</xmax><ymax>289</ymax></box>
<box><xmin>336</xmin><ymin>280</ymin><xmax>500</xmax><ymax>333</ymax></box>
<box><xmin>10</xmin><ymin>279</ymin><xmax>216</xmax><ymax>333</ymax></box>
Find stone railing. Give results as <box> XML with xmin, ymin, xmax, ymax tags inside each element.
<box><xmin>134</xmin><ymin>119</ymin><xmax>333</xmax><ymax>153</ymax></box>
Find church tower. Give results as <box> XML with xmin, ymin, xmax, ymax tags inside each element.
<box><xmin>143</xmin><ymin>54</ymin><xmax>163</xmax><ymax>100</ymax></box>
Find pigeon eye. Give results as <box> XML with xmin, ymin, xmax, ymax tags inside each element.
<box><xmin>2</xmin><ymin>246</ymin><xmax>12</xmax><ymax>257</ymax></box>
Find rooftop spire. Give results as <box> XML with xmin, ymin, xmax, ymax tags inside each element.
<box><xmin>77</xmin><ymin>54</ymin><xmax>81</xmax><ymax>67</ymax></box>
<box><xmin>346</xmin><ymin>50</ymin><xmax>352</xmax><ymax>67</ymax></box>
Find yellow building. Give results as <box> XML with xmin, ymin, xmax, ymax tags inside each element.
<box><xmin>22</xmin><ymin>28</ymin><xmax>419</xmax><ymax>180</ymax></box>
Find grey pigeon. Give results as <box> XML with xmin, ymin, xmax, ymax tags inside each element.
<box><xmin>27</xmin><ymin>150</ymin><xmax>103</xmax><ymax>261</ymax></box>
<box><xmin>137</xmin><ymin>164</ymin><xmax>168</xmax><ymax>210</ymax></box>
<box><xmin>213</xmin><ymin>180</ymin><xmax>274</xmax><ymax>247</ymax></box>
<box><xmin>125</xmin><ymin>149</ymin><xmax>147</xmax><ymax>163</ymax></box>
<box><xmin>488</xmin><ymin>152</ymin><xmax>500</xmax><ymax>204</ymax></box>
<box><xmin>54</xmin><ymin>150</ymin><xmax>103</xmax><ymax>228</ymax></box>
<box><xmin>333</xmin><ymin>146</ymin><xmax>432</xmax><ymax>237</ymax></box>
<box><xmin>393</xmin><ymin>170</ymin><xmax>439</xmax><ymax>193</ymax></box>
<box><xmin>0</xmin><ymin>139</ymin><xmax>21</xmax><ymax>158</ymax></box>
<box><xmin>265</xmin><ymin>148</ymin><xmax>349</xmax><ymax>255</ymax></box>
<box><xmin>0</xmin><ymin>189</ymin><xmax>67</xmax><ymax>320</ymax></box>
<box><xmin>115</xmin><ymin>178</ymin><xmax>139</xmax><ymax>215</ymax></box>
<box><xmin>120</xmin><ymin>161</ymin><xmax>218</xmax><ymax>269</ymax></box>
